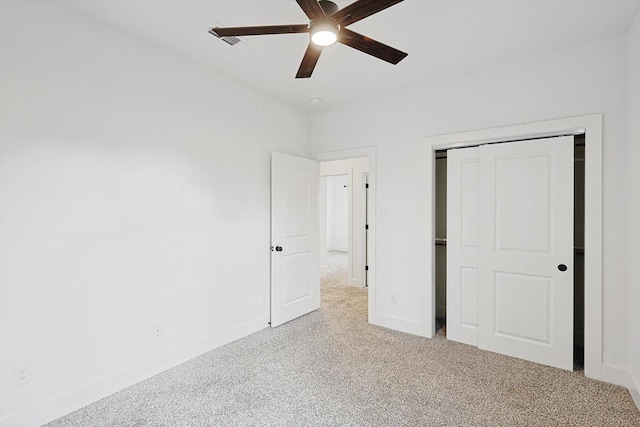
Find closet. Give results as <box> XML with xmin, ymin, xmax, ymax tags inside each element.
<box><xmin>443</xmin><ymin>135</ymin><xmax>578</xmax><ymax>371</ymax></box>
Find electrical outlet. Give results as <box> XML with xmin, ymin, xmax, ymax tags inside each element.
<box><xmin>152</xmin><ymin>323</ymin><xmax>163</xmax><ymax>339</ymax></box>
<box><xmin>390</xmin><ymin>294</ymin><xmax>398</xmax><ymax>304</ymax></box>
<box><xmin>14</xmin><ymin>364</ymin><xmax>32</xmax><ymax>387</ymax></box>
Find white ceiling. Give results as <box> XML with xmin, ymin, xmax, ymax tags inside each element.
<box><xmin>57</xmin><ymin>0</ymin><xmax>640</xmax><ymax>111</ymax></box>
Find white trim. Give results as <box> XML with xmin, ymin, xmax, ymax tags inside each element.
<box><xmin>600</xmin><ymin>364</ymin><xmax>630</xmax><ymax>388</ymax></box>
<box><xmin>313</xmin><ymin>147</ymin><xmax>377</xmax><ymax>326</ymax></box>
<box><xmin>372</xmin><ymin>315</ymin><xmax>425</xmax><ymax>336</ymax></box>
<box><xmin>629</xmin><ymin>370</ymin><xmax>640</xmax><ymax>411</ymax></box>
<box><xmin>1</xmin><ymin>317</ymin><xmax>269</xmax><ymax>427</ymax></box>
<box><xmin>422</xmin><ymin>114</ymin><xmax>603</xmax><ymax>381</ymax></box>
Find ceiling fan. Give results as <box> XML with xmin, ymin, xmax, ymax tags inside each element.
<box><xmin>209</xmin><ymin>0</ymin><xmax>408</xmax><ymax>79</ymax></box>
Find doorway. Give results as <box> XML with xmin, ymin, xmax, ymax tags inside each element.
<box><xmin>422</xmin><ymin>114</ymin><xmax>603</xmax><ymax>381</ymax></box>
<box><xmin>270</xmin><ymin>150</ymin><xmax>374</xmax><ymax>328</ymax></box>
<box><xmin>319</xmin><ymin>157</ymin><xmax>370</xmax><ymax>288</ymax></box>
<box><xmin>434</xmin><ymin>136</ymin><xmax>586</xmax><ymax>370</ymax></box>
<box><xmin>315</xmin><ymin>147</ymin><xmax>377</xmax><ymax>325</ymax></box>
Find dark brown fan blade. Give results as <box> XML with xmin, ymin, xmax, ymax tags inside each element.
<box><xmin>338</xmin><ymin>28</ymin><xmax>407</xmax><ymax>64</ymax></box>
<box><xmin>296</xmin><ymin>0</ymin><xmax>327</xmax><ymax>21</ymax></box>
<box><xmin>209</xmin><ymin>24</ymin><xmax>309</xmax><ymax>37</ymax></box>
<box><xmin>332</xmin><ymin>0</ymin><xmax>404</xmax><ymax>27</ymax></box>
<box><xmin>296</xmin><ymin>43</ymin><xmax>323</xmax><ymax>78</ymax></box>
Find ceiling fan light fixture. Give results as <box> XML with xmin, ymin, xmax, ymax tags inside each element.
<box><xmin>310</xmin><ymin>22</ymin><xmax>338</xmax><ymax>47</ymax></box>
<box><xmin>209</xmin><ymin>0</ymin><xmax>408</xmax><ymax>79</ymax></box>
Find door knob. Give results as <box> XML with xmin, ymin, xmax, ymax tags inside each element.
<box><xmin>275</xmin><ymin>246</ymin><xmax>283</xmax><ymax>252</ymax></box>
<box><xmin>558</xmin><ymin>264</ymin><xmax>568</xmax><ymax>272</ymax></box>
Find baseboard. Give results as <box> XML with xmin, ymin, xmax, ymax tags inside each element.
<box><xmin>600</xmin><ymin>363</ymin><xmax>629</xmax><ymax>388</ymax></box>
<box><xmin>629</xmin><ymin>370</ymin><xmax>640</xmax><ymax>412</ymax></box>
<box><xmin>370</xmin><ymin>313</ymin><xmax>428</xmax><ymax>337</ymax></box>
<box><xmin>348</xmin><ymin>280</ymin><xmax>363</xmax><ymax>288</ymax></box>
<box><xmin>0</xmin><ymin>316</ymin><xmax>269</xmax><ymax>427</ymax></box>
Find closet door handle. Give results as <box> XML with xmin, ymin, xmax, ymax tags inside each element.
<box><xmin>558</xmin><ymin>264</ymin><xmax>568</xmax><ymax>272</ymax></box>
<box><xmin>275</xmin><ymin>246</ymin><xmax>283</xmax><ymax>252</ymax></box>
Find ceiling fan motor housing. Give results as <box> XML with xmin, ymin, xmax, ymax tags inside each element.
<box><xmin>318</xmin><ymin>0</ymin><xmax>339</xmax><ymax>16</ymax></box>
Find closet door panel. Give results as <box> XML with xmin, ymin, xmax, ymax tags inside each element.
<box><xmin>495</xmin><ymin>154</ymin><xmax>550</xmax><ymax>252</ymax></box>
<box><xmin>446</xmin><ymin>147</ymin><xmax>479</xmax><ymax>346</ymax></box>
<box><xmin>478</xmin><ymin>136</ymin><xmax>574</xmax><ymax>371</ymax></box>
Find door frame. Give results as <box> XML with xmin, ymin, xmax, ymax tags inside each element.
<box><xmin>422</xmin><ymin>114</ymin><xmax>603</xmax><ymax>381</ymax></box>
<box><xmin>314</xmin><ymin>147</ymin><xmax>377</xmax><ymax>324</ymax></box>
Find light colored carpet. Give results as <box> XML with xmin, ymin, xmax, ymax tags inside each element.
<box><xmin>321</xmin><ymin>250</ymin><xmax>349</xmax><ymax>286</ymax></box>
<box><xmin>46</xmin><ymin>252</ymin><xmax>639</xmax><ymax>426</ymax></box>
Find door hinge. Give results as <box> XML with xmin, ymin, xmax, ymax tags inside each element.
<box><xmin>365</xmin><ymin>265</ymin><xmax>369</xmax><ymax>271</ymax></box>
<box><xmin>365</xmin><ymin>224</ymin><xmax>369</xmax><ymax>230</ymax></box>
<box><xmin>365</xmin><ymin>183</ymin><xmax>369</xmax><ymax>189</ymax></box>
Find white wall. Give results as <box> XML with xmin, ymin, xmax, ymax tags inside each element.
<box><xmin>311</xmin><ymin>36</ymin><xmax>629</xmax><ymax>372</ymax></box>
<box><xmin>626</xmin><ymin>10</ymin><xmax>640</xmax><ymax>409</ymax></box>
<box><xmin>0</xmin><ymin>1</ymin><xmax>309</xmax><ymax>425</ymax></box>
<box><xmin>326</xmin><ymin>175</ymin><xmax>349</xmax><ymax>252</ymax></box>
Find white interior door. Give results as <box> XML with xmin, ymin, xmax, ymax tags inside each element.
<box><xmin>271</xmin><ymin>153</ymin><xmax>320</xmax><ymax>327</ymax></box>
<box><xmin>478</xmin><ymin>136</ymin><xmax>574</xmax><ymax>370</ymax></box>
<box><xmin>446</xmin><ymin>146</ymin><xmax>480</xmax><ymax>346</ymax></box>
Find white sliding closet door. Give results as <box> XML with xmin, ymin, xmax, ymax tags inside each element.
<box><xmin>446</xmin><ymin>147</ymin><xmax>480</xmax><ymax>346</ymax></box>
<box><xmin>478</xmin><ymin>136</ymin><xmax>574</xmax><ymax>370</ymax></box>
<box><xmin>446</xmin><ymin>136</ymin><xmax>574</xmax><ymax>371</ymax></box>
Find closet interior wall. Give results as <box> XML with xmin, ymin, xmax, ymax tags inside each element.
<box><xmin>435</xmin><ymin>153</ymin><xmax>447</xmax><ymax>319</ymax></box>
<box><xmin>574</xmin><ymin>136</ymin><xmax>585</xmax><ymax>349</ymax></box>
